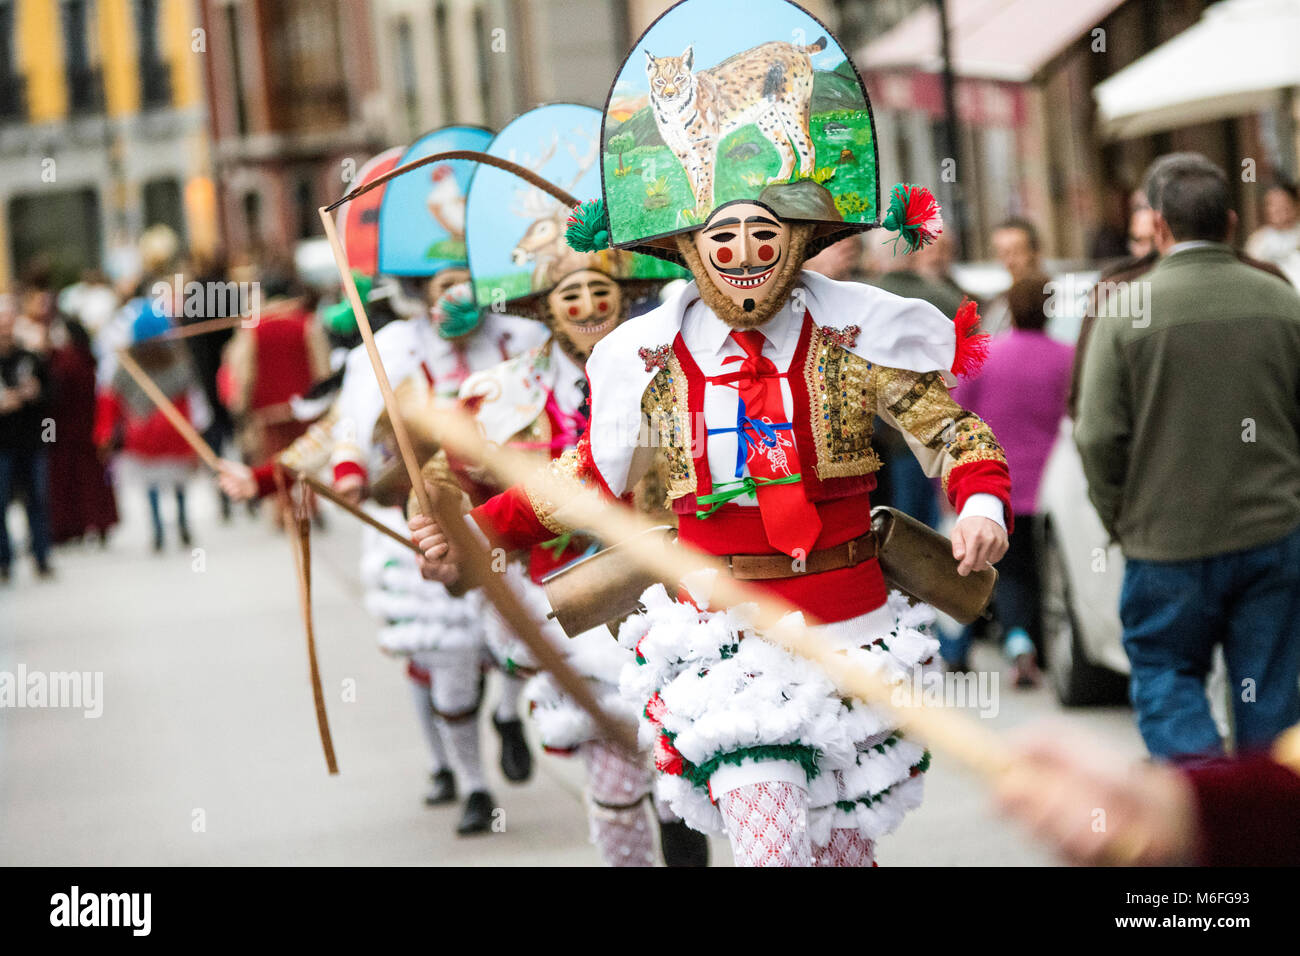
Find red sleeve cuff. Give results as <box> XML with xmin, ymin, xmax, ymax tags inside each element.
<box><xmin>947</xmin><ymin>458</ymin><xmax>1014</xmax><ymax>533</ymax></box>
<box><xmin>332</xmin><ymin>460</ymin><xmax>367</xmax><ymax>486</ymax></box>
<box><xmin>253</xmin><ymin>463</ymin><xmax>279</xmax><ymax>499</ymax></box>
<box><xmin>1185</xmin><ymin>752</ymin><xmax>1300</xmax><ymax>866</ymax></box>
<box><xmin>470</xmin><ymin>486</ymin><xmax>555</xmax><ymax>552</ymax></box>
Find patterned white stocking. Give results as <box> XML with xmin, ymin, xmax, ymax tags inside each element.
<box><xmin>716</xmin><ymin>781</ymin><xmax>813</xmax><ymax>867</ymax></box>
<box><xmin>812</xmin><ymin>829</ymin><xmax>877</xmax><ymax>867</ymax></box>
<box><xmin>408</xmin><ymin>674</ymin><xmax>449</xmax><ymax>774</ymax></box>
<box><xmin>580</xmin><ymin>741</ymin><xmax>655</xmax><ymax>867</ymax></box>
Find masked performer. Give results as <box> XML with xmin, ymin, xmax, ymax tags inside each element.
<box><xmin>413</xmin><ymin>0</ymin><xmax>1010</xmax><ymax>868</ymax></box>
<box><xmin>222</xmin><ymin>135</ymin><xmax>545</xmax><ymax>836</ymax></box>
<box><xmin>415</xmin><ymin>104</ymin><xmax>698</xmax><ymax>865</ymax></box>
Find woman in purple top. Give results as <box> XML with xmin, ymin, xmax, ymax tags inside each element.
<box><xmin>946</xmin><ymin>274</ymin><xmax>1074</xmax><ymax>685</ymax></box>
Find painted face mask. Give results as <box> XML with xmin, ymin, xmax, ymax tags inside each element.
<box><xmin>678</xmin><ymin>201</ymin><xmax>813</xmax><ymax>329</ymax></box>
<box><xmin>545</xmin><ymin>269</ymin><xmax>626</xmax><ymax>361</ymax></box>
<box><xmin>425</xmin><ymin>267</ymin><xmax>470</xmax><ymax>310</ymax></box>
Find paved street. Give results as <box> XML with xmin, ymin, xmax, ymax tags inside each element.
<box><xmin>1</xmin><ymin>480</ymin><xmax>1145</xmax><ymax>866</ymax></box>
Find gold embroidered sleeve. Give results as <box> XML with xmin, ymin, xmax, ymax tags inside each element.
<box><xmin>874</xmin><ymin>367</ymin><xmax>1005</xmax><ymax>493</ymax></box>
<box><xmin>405</xmin><ymin>450</ymin><xmax>471</xmax><ymax>521</ymax></box>
<box><xmin>522</xmin><ymin>447</ymin><xmax>583</xmax><ymax>536</ymax></box>
<box><xmin>277</xmin><ymin>405</ymin><xmax>339</xmax><ymax>474</ymax></box>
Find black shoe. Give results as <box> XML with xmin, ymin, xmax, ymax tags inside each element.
<box><xmin>35</xmin><ymin>563</ymin><xmax>54</xmax><ymax>580</ymax></box>
<box><xmin>424</xmin><ymin>768</ymin><xmax>457</xmax><ymax>806</ymax></box>
<box><xmin>0</xmin><ymin>566</ymin><xmax>10</xmax><ymax>584</ymax></box>
<box><xmin>658</xmin><ymin>818</ymin><xmax>710</xmax><ymax>867</ymax></box>
<box><xmin>493</xmin><ymin>715</ymin><xmax>533</xmax><ymax>783</ymax></box>
<box><xmin>456</xmin><ymin>790</ymin><xmax>495</xmax><ymax>836</ymax></box>
<box><xmin>152</xmin><ymin>531</ymin><xmax>164</xmax><ymax>553</ymax></box>
<box><xmin>179</xmin><ymin>525</ymin><xmax>192</xmax><ymax>547</ymax></box>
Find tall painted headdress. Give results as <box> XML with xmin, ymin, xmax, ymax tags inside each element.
<box><xmin>340</xmin><ymin>146</ymin><xmax>406</xmax><ymax>277</ymax></box>
<box><xmin>378</xmin><ymin>125</ymin><xmax>494</xmax><ymax>276</ymax></box>
<box><xmin>324</xmin><ymin>146</ymin><xmax>404</xmax><ymax>337</ymax></box>
<box><xmin>465</xmin><ymin>103</ymin><xmax>681</xmax><ymax>314</ymax></box>
<box><xmin>566</xmin><ymin>0</ymin><xmax>940</xmax><ymax>263</ymax></box>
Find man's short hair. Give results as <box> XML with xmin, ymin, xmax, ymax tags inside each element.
<box><xmin>993</xmin><ymin>217</ymin><xmax>1040</xmax><ymax>252</ymax></box>
<box><xmin>1008</xmin><ymin>273</ymin><xmax>1051</xmax><ymax>331</ymax></box>
<box><xmin>1141</xmin><ymin>152</ymin><xmax>1231</xmax><ymax>242</ymax></box>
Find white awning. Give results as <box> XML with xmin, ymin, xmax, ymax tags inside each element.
<box><xmin>1094</xmin><ymin>0</ymin><xmax>1300</xmax><ymax>139</ymax></box>
<box><xmin>858</xmin><ymin>0</ymin><xmax>1127</xmax><ymax>83</ymax></box>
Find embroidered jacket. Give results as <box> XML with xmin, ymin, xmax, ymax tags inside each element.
<box><xmin>471</xmin><ymin>272</ymin><xmax>1011</xmax><ymax>619</ymax></box>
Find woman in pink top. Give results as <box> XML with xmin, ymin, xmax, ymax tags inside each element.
<box><xmin>947</xmin><ymin>274</ymin><xmax>1074</xmax><ymax>685</ymax></box>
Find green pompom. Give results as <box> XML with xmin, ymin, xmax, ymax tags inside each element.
<box><xmin>880</xmin><ymin>183</ymin><xmax>942</xmax><ymax>255</ymax></box>
<box><xmin>565</xmin><ymin>198</ymin><xmax>611</xmax><ymax>252</ymax></box>
<box><xmin>438</xmin><ymin>294</ymin><xmax>482</xmax><ymax>340</ymax></box>
<box><xmin>320</xmin><ymin>272</ymin><xmax>372</xmax><ymax>335</ymax></box>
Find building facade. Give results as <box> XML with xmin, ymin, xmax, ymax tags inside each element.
<box><xmin>0</xmin><ymin>0</ymin><xmax>214</xmax><ymax>289</ymax></box>
<box><xmin>197</xmin><ymin>0</ymin><xmax>386</xmax><ymax>262</ymax></box>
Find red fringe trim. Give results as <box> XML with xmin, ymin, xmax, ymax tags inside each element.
<box><xmin>951</xmin><ymin>298</ymin><xmax>990</xmax><ymax>379</ymax></box>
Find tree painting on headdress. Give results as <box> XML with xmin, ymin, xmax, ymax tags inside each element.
<box><xmin>601</xmin><ymin>0</ymin><xmax>879</xmax><ymax>249</ymax></box>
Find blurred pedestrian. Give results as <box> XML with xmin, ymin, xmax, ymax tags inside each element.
<box><xmin>982</xmin><ymin>218</ymin><xmax>1043</xmax><ymax>336</ymax></box>
<box><xmin>1076</xmin><ymin>152</ymin><xmax>1300</xmax><ymax>761</ymax></box>
<box><xmin>180</xmin><ymin>251</ymin><xmax>238</xmax><ymax>520</ymax></box>
<box><xmin>1245</xmin><ymin>181</ymin><xmax>1300</xmax><ymax>286</ymax></box>
<box><xmin>0</xmin><ymin>295</ymin><xmax>54</xmax><ymax>581</ymax></box>
<box><xmin>222</xmin><ymin>289</ymin><xmax>330</xmax><ymax>474</ymax></box>
<box><xmin>45</xmin><ymin>305</ymin><xmax>118</xmax><ymax>545</ymax></box>
<box><xmin>945</xmin><ymin>274</ymin><xmax>1073</xmax><ymax>683</ymax></box>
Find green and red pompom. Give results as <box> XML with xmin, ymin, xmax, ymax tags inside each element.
<box><xmin>566</xmin><ymin>198</ymin><xmax>612</xmax><ymax>252</ymax></box>
<box><xmin>881</xmin><ymin>183</ymin><xmax>943</xmax><ymax>254</ymax></box>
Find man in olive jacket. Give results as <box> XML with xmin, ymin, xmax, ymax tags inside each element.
<box><xmin>1076</xmin><ymin>153</ymin><xmax>1300</xmax><ymax>761</ymax></box>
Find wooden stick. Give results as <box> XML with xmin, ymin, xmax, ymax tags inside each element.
<box><xmin>114</xmin><ymin>347</ymin><xmax>223</xmax><ymax>472</ymax></box>
<box><xmin>274</xmin><ymin>465</ymin><xmax>339</xmax><ymax>775</ymax></box>
<box><xmin>423</xmin><ymin>402</ymin><xmax>1017</xmax><ymax>780</ymax></box>
<box><xmin>323</xmin><ymin>150</ymin><xmax>579</xmax><ymax>213</ymax></box>
<box><xmin>317</xmin><ymin>205</ymin><xmax>638</xmax><ymax>755</ymax></box>
<box><xmin>150</xmin><ymin>314</ymin><xmax>246</xmax><ymax>343</ymax></box>
<box><xmin>290</xmin><ymin>470</ymin><xmax>422</xmax><ymax>555</ymax></box>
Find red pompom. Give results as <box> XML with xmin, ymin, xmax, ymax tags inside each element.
<box><xmin>654</xmin><ymin>732</ymin><xmax>685</xmax><ymax>776</ymax></box>
<box><xmin>902</xmin><ymin>185</ymin><xmax>943</xmax><ymax>246</ymax></box>
<box><xmin>951</xmin><ymin>298</ymin><xmax>990</xmax><ymax>379</ymax></box>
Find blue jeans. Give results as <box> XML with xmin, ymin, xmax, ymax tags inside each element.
<box><xmin>1121</xmin><ymin>524</ymin><xmax>1300</xmax><ymax>761</ymax></box>
<box><xmin>0</xmin><ymin>448</ymin><xmax>53</xmax><ymax>570</ymax></box>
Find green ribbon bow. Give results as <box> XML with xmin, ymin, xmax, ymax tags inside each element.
<box><xmin>695</xmin><ymin>473</ymin><xmax>802</xmax><ymax>519</ymax></box>
<box><xmin>539</xmin><ymin>531</ymin><xmax>573</xmax><ymax>557</ymax></box>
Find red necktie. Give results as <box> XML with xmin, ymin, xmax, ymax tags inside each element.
<box><xmin>727</xmin><ymin>329</ymin><xmax>822</xmax><ymax>558</ymax></box>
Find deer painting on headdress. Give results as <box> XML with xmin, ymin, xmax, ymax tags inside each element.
<box><xmin>509</xmin><ymin>129</ymin><xmax>601</xmax><ymax>290</ymax></box>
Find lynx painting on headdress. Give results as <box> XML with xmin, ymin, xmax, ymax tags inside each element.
<box><xmin>645</xmin><ymin>37</ymin><xmax>825</xmax><ymax>213</ymax></box>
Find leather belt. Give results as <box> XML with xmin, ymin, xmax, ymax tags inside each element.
<box><xmin>723</xmin><ymin>530</ymin><xmax>877</xmax><ymax>580</ymax></box>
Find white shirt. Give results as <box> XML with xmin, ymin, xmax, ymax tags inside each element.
<box><xmin>333</xmin><ymin>311</ymin><xmax>546</xmax><ymax>474</ymax></box>
<box><xmin>681</xmin><ymin>295</ymin><xmax>803</xmax><ymax>505</ymax></box>
<box><xmin>549</xmin><ymin>343</ymin><xmax>588</xmax><ymax>419</ymax></box>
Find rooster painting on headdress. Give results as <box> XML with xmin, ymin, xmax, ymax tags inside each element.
<box><xmin>426</xmin><ymin>164</ymin><xmax>467</xmax><ymax>240</ymax></box>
